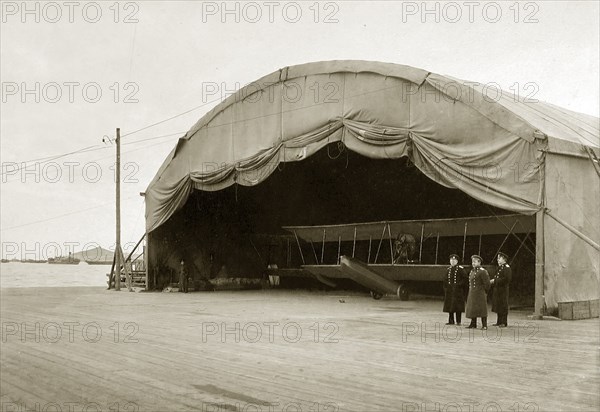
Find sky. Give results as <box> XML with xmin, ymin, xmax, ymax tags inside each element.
<box><xmin>1</xmin><ymin>0</ymin><xmax>599</xmax><ymax>260</ymax></box>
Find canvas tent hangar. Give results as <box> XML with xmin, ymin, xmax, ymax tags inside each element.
<box><xmin>144</xmin><ymin>60</ymin><xmax>599</xmax><ymax>317</ymax></box>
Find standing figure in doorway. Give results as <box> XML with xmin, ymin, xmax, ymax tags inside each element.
<box><xmin>491</xmin><ymin>252</ymin><xmax>512</xmax><ymax>327</ymax></box>
<box><xmin>443</xmin><ymin>254</ymin><xmax>468</xmax><ymax>325</ymax></box>
<box><xmin>465</xmin><ymin>255</ymin><xmax>491</xmax><ymax>330</ymax></box>
<box><xmin>179</xmin><ymin>259</ymin><xmax>188</xmax><ymax>293</ymax></box>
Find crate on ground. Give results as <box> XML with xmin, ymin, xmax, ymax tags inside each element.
<box><xmin>558</xmin><ymin>299</ymin><xmax>599</xmax><ymax>320</ymax></box>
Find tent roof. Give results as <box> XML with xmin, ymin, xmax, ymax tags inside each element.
<box><xmin>145</xmin><ymin>60</ymin><xmax>599</xmax><ymax>233</ymax></box>
<box><xmin>185</xmin><ymin>60</ymin><xmax>599</xmax><ymax>153</ymax></box>
<box><xmin>426</xmin><ymin>72</ymin><xmax>599</xmax><ymax>153</ymax></box>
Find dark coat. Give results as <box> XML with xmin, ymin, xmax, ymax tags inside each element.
<box><xmin>179</xmin><ymin>265</ymin><xmax>189</xmax><ymax>292</ymax></box>
<box><xmin>443</xmin><ymin>265</ymin><xmax>467</xmax><ymax>313</ymax></box>
<box><xmin>466</xmin><ymin>267</ymin><xmax>491</xmax><ymax>318</ymax></box>
<box><xmin>492</xmin><ymin>263</ymin><xmax>512</xmax><ymax>314</ymax></box>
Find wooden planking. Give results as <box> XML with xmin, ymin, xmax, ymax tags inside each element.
<box><xmin>1</xmin><ymin>287</ymin><xmax>599</xmax><ymax>412</ymax></box>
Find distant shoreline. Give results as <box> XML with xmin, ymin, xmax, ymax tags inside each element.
<box><xmin>1</xmin><ymin>261</ymin><xmax>112</xmax><ymax>265</ymax></box>
<box><xmin>0</xmin><ymin>285</ymin><xmax>108</xmax><ymax>290</ymax></box>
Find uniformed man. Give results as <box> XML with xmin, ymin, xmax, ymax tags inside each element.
<box><xmin>179</xmin><ymin>259</ymin><xmax>188</xmax><ymax>293</ymax></box>
<box><xmin>465</xmin><ymin>255</ymin><xmax>491</xmax><ymax>330</ymax></box>
<box><xmin>491</xmin><ymin>252</ymin><xmax>512</xmax><ymax>327</ymax></box>
<box><xmin>443</xmin><ymin>254</ymin><xmax>468</xmax><ymax>325</ymax></box>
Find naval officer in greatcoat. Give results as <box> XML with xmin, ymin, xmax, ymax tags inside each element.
<box><xmin>491</xmin><ymin>252</ymin><xmax>512</xmax><ymax>327</ymax></box>
<box><xmin>443</xmin><ymin>254</ymin><xmax>468</xmax><ymax>325</ymax></box>
<box><xmin>465</xmin><ymin>255</ymin><xmax>491</xmax><ymax>330</ymax></box>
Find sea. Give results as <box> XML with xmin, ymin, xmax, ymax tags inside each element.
<box><xmin>0</xmin><ymin>262</ymin><xmax>109</xmax><ymax>288</ymax></box>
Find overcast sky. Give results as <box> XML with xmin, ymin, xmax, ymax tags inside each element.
<box><xmin>1</xmin><ymin>0</ymin><xmax>598</xmax><ymax>259</ymax></box>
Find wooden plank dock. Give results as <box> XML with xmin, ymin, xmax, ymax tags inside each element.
<box><xmin>1</xmin><ymin>287</ymin><xmax>598</xmax><ymax>411</ymax></box>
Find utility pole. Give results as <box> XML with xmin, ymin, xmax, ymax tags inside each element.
<box><xmin>115</xmin><ymin>128</ymin><xmax>121</xmax><ymax>291</ymax></box>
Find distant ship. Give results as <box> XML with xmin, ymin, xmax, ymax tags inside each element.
<box><xmin>48</xmin><ymin>253</ymin><xmax>80</xmax><ymax>265</ymax></box>
<box><xmin>85</xmin><ymin>259</ymin><xmax>113</xmax><ymax>265</ymax></box>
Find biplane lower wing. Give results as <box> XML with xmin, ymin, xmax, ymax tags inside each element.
<box><xmin>301</xmin><ymin>263</ymin><xmax>450</xmax><ymax>281</ymax></box>
<box><xmin>277</xmin><ymin>263</ymin><xmax>494</xmax><ymax>283</ymax></box>
<box><xmin>270</xmin><ymin>259</ymin><xmax>494</xmax><ymax>301</ymax></box>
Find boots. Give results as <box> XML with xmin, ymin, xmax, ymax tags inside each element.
<box><xmin>494</xmin><ymin>314</ymin><xmax>508</xmax><ymax>327</ymax></box>
<box><xmin>446</xmin><ymin>312</ymin><xmax>462</xmax><ymax>325</ymax></box>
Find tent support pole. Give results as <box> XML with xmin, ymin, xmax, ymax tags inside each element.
<box><xmin>108</xmin><ymin>254</ymin><xmax>116</xmax><ymax>289</ymax></box>
<box><xmin>125</xmin><ymin>234</ymin><xmax>146</xmax><ymax>263</ymax></box>
<box><xmin>584</xmin><ymin>147</ymin><xmax>600</xmax><ymax>178</ymax></box>
<box><xmin>120</xmin><ymin>247</ymin><xmax>132</xmax><ymax>292</ymax></box>
<box><xmin>533</xmin><ymin>210</ymin><xmax>545</xmax><ymax>319</ymax></box>
<box><xmin>143</xmin><ymin>233</ymin><xmax>148</xmax><ymax>291</ymax></box>
<box><xmin>546</xmin><ymin>210</ymin><xmax>600</xmax><ymax>251</ymax></box>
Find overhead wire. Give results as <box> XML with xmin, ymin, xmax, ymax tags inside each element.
<box><xmin>0</xmin><ymin>145</ymin><xmax>102</xmax><ymax>176</ymax></box>
<box><xmin>119</xmin><ymin>96</ymin><xmax>223</xmax><ymax>139</ymax></box>
<box><xmin>1</xmin><ymin>132</ymin><xmax>183</xmax><ymax>183</ymax></box>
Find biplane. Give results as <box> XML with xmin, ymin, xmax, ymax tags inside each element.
<box><xmin>266</xmin><ymin>214</ymin><xmax>535</xmax><ymax>300</ymax></box>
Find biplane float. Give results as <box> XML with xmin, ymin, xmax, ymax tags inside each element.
<box><xmin>266</xmin><ymin>214</ymin><xmax>534</xmax><ymax>300</ymax></box>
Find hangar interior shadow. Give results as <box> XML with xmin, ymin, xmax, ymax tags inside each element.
<box><xmin>149</xmin><ymin>143</ymin><xmax>535</xmax><ymax>306</ymax></box>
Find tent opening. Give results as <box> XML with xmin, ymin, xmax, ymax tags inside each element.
<box><xmin>148</xmin><ymin>143</ymin><xmax>536</xmax><ymax>307</ymax></box>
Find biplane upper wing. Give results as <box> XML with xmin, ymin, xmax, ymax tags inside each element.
<box><xmin>283</xmin><ymin>214</ymin><xmax>534</xmax><ymax>243</ymax></box>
